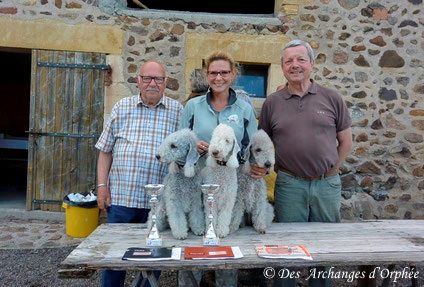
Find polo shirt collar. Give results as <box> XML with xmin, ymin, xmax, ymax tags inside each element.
<box><xmin>281</xmin><ymin>80</ymin><xmax>317</xmax><ymax>99</ymax></box>
<box><xmin>137</xmin><ymin>94</ymin><xmax>167</xmax><ymax>108</ymax></box>
<box><xmin>206</xmin><ymin>87</ymin><xmax>237</xmax><ymax>106</ymax></box>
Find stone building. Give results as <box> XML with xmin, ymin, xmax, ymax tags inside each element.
<box><xmin>0</xmin><ymin>0</ymin><xmax>422</xmax><ymax>219</ymax></box>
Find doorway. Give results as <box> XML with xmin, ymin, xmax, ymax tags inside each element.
<box><xmin>0</xmin><ymin>48</ymin><xmax>31</xmax><ymax>209</ymax></box>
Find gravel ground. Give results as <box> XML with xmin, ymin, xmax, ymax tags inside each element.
<box><xmin>0</xmin><ymin>246</ymin><xmax>422</xmax><ymax>287</ymax></box>
<box><xmin>0</xmin><ymin>247</ymin><xmax>99</xmax><ymax>287</ymax></box>
<box><xmin>0</xmin><ymin>246</ymin><xmax>175</xmax><ymax>287</ymax></box>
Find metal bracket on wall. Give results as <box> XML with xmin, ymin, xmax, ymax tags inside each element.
<box><xmin>32</xmin><ymin>199</ymin><xmax>63</xmax><ymax>205</ymax></box>
<box><xmin>27</xmin><ymin>131</ymin><xmax>100</xmax><ymax>139</ymax></box>
<box><xmin>37</xmin><ymin>62</ymin><xmax>111</xmax><ymax>70</ymax></box>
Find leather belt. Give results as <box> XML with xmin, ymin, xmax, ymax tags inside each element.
<box><xmin>276</xmin><ymin>165</ymin><xmax>337</xmax><ymax>181</ymax></box>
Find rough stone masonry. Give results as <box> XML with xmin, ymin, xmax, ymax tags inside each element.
<box><xmin>0</xmin><ymin>0</ymin><xmax>423</xmax><ymax>220</ymax></box>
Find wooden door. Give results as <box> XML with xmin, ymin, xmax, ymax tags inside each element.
<box><xmin>27</xmin><ymin>50</ymin><xmax>108</xmax><ymax>211</ymax></box>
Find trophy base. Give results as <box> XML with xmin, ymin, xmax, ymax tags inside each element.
<box><xmin>146</xmin><ymin>238</ymin><xmax>162</xmax><ymax>247</ymax></box>
<box><xmin>203</xmin><ymin>237</ymin><xmax>220</xmax><ymax>246</ymax></box>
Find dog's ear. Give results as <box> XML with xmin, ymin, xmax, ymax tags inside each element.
<box><xmin>184</xmin><ymin>138</ymin><xmax>200</xmax><ymax>177</ymax></box>
<box><xmin>227</xmin><ymin>140</ymin><xmax>240</xmax><ymax>168</ymax></box>
<box><xmin>169</xmin><ymin>162</ymin><xmax>179</xmax><ymax>174</ymax></box>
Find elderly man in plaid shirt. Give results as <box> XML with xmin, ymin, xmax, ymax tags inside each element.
<box><xmin>95</xmin><ymin>60</ymin><xmax>183</xmax><ymax>287</ymax></box>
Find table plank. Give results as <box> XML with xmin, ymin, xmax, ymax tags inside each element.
<box><xmin>59</xmin><ymin>220</ymin><xmax>424</xmax><ymax>278</ymax></box>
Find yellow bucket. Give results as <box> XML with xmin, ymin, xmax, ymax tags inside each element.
<box><xmin>62</xmin><ymin>199</ymin><xmax>99</xmax><ymax>238</ymax></box>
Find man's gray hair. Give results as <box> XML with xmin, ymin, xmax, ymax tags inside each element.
<box><xmin>281</xmin><ymin>39</ymin><xmax>315</xmax><ymax>63</ymax></box>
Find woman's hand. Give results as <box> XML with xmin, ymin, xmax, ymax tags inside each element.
<box><xmin>197</xmin><ymin>140</ymin><xmax>209</xmax><ymax>155</ymax></box>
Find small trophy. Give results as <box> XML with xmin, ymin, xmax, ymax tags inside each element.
<box><xmin>201</xmin><ymin>184</ymin><xmax>220</xmax><ymax>246</ymax></box>
<box><xmin>145</xmin><ymin>183</ymin><xmax>164</xmax><ymax>247</ymax></box>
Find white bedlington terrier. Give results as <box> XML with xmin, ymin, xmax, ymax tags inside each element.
<box><xmin>202</xmin><ymin>123</ymin><xmax>240</xmax><ymax>238</ymax></box>
<box><xmin>230</xmin><ymin>129</ymin><xmax>275</xmax><ymax>234</ymax></box>
<box><xmin>150</xmin><ymin>128</ymin><xmax>205</xmax><ymax>240</ymax></box>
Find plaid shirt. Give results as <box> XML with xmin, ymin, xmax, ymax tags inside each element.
<box><xmin>95</xmin><ymin>95</ymin><xmax>183</xmax><ymax>208</ymax></box>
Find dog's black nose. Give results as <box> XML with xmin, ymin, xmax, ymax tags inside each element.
<box><xmin>264</xmin><ymin>161</ymin><xmax>271</xmax><ymax>168</ymax></box>
<box><xmin>155</xmin><ymin>154</ymin><xmax>161</xmax><ymax>160</ymax></box>
<box><xmin>212</xmin><ymin>150</ymin><xmax>219</xmax><ymax>156</ymax></box>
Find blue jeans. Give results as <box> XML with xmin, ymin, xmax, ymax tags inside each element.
<box><xmin>273</xmin><ymin>171</ymin><xmax>341</xmax><ymax>287</ymax></box>
<box><xmin>101</xmin><ymin>205</ymin><xmax>160</xmax><ymax>287</ymax></box>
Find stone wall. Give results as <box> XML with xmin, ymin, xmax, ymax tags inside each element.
<box><xmin>276</xmin><ymin>0</ymin><xmax>424</xmax><ymax>220</ymax></box>
<box><xmin>0</xmin><ymin>0</ymin><xmax>423</xmax><ymax>219</ymax></box>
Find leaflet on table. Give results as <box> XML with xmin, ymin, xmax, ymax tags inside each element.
<box><xmin>122</xmin><ymin>247</ymin><xmax>182</xmax><ymax>261</ymax></box>
<box><xmin>255</xmin><ymin>245</ymin><xmax>313</xmax><ymax>260</ymax></box>
<box><xmin>184</xmin><ymin>246</ymin><xmax>243</xmax><ymax>260</ymax></box>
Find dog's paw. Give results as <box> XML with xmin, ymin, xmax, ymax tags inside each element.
<box><xmin>216</xmin><ymin>225</ymin><xmax>230</xmax><ymax>238</ymax></box>
<box><xmin>171</xmin><ymin>230</ymin><xmax>188</xmax><ymax>240</ymax></box>
<box><xmin>190</xmin><ymin>223</ymin><xmax>205</xmax><ymax>236</ymax></box>
<box><xmin>191</xmin><ymin>229</ymin><xmax>205</xmax><ymax>236</ymax></box>
<box><xmin>253</xmin><ymin>223</ymin><xmax>268</xmax><ymax>234</ymax></box>
<box><xmin>229</xmin><ymin>223</ymin><xmax>240</xmax><ymax>233</ymax></box>
<box><xmin>174</xmin><ymin>234</ymin><xmax>188</xmax><ymax>240</ymax></box>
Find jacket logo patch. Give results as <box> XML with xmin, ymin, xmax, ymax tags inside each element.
<box><xmin>227</xmin><ymin>114</ymin><xmax>239</xmax><ymax>124</ymax></box>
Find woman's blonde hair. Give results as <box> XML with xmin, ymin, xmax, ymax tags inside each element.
<box><xmin>205</xmin><ymin>50</ymin><xmax>238</xmax><ymax>74</ymax></box>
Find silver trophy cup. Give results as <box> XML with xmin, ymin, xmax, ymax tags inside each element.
<box><xmin>201</xmin><ymin>184</ymin><xmax>220</xmax><ymax>246</ymax></box>
<box><xmin>145</xmin><ymin>183</ymin><xmax>164</xmax><ymax>247</ymax></box>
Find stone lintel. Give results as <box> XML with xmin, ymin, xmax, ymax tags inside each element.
<box><xmin>0</xmin><ymin>17</ymin><xmax>123</xmax><ymax>54</ymax></box>
<box><xmin>186</xmin><ymin>33</ymin><xmax>288</xmax><ymax>64</ymax></box>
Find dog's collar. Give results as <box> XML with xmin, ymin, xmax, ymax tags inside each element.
<box><xmin>174</xmin><ymin>160</ymin><xmax>197</xmax><ymax>168</ymax></box>
<box><xmin>215</xmin><ymin>140</ymin><xmax>235</xmax><ymax>166</ymax></box>
<box><xmin>175</xmin><ymin>160</ymin><xmax>186</xmax><ymax>168</ymax></box>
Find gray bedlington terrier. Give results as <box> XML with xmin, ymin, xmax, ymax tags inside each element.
<box><xmin>230</xmin><ymin>129</ymin><xmax>275</xmax><ymax>234</ymax></box>
<box><xmin>150</xmin><ymin>128</ymin><xmax>205</xmax><ymax>239</ymax></box>
<box><xmin>202</xmin><ymin>123</ymin><xmax>240</xmax><ymax>238</ymax></box>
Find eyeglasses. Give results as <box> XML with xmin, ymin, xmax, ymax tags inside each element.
<box><xmin>207</xmin><ymin>70</ymin><xmax>232</xmax><ymax>78</ymax></box>
<box><xmin>139</xmin><ymin>75</ymin><xmax>166</xmax><ymax>84</ymax></box>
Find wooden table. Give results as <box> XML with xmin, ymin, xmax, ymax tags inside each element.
<box><xmin>59</xmin><ymin>220</ymin><xmax>424</xmax><ymax>286</ymax></box>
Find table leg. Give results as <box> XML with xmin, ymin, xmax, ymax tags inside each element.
<box><xmin>380</xmin><ymin>264</ymin><xmax>395</xmax><ymax>287</ymax></box>
<box><xmin>187</xmin><ymin>271</ymin><xmax>199</xmax><ymax>287</ymax></box>
<box><xmin>357</xmin><ymin>265</ymin><xmax>376</xmax><ymax>287</ymax></box>
<box><xmin>410</xmin><ymin>265</ymin><xmax>417</xmax><ymax>287</ymax></box>
<box><xmin>131</xmin><ymin>272</ymin><xmax>147</xmax><ymax>287</ymax></box>
<box><xmin>142</xmin><ymin>270</ymin><xmax>159</xmax><ymax>287</ymax></box>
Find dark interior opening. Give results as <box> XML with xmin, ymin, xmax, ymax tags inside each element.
<box><xmin>0</xmin><ymin>48</ymin><xmax>31</xmax><ymax>209</ymax></box>
<box><xmin>127</xmin><ymin>0</ymin><xmax>275</xmax><ymax>14</ymax></box>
